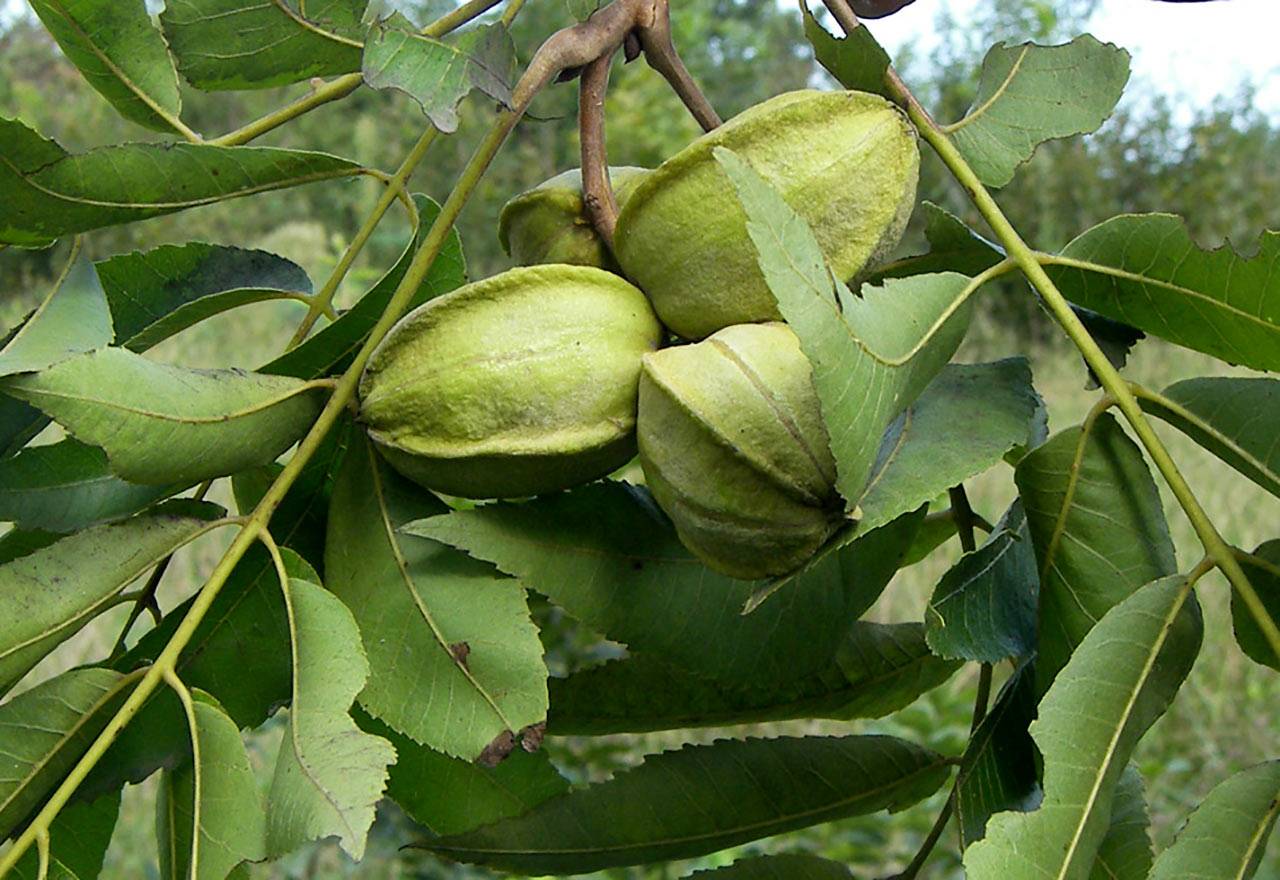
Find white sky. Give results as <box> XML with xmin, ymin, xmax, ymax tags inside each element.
<box><xmin>871</xmin><ymin>0</ymin><xmax>1280</xmax><ymax>117</ymax></box>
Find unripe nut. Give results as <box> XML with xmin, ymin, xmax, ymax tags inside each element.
<box><xmin>359</xmin><ymin>264</ymin><xmax>663</xmax><ymax>499</ymax></box>
<box><xmin>498</xmin><ymin>166</ymin><xmax>651</xmax><ymax>270</ymax></box>
<box><xmin>615</xmin><ymin>89</ymin><xmax>919</xmax><ymax>340</ymax></box>
<box><xmin>637</xmin><ymin>322</ymin><xmax>843</xmax><ymax>579</ymax></box>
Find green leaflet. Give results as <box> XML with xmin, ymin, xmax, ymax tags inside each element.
<box><xmin>801</xmin><ymin>2</ymin><xmax>890</xmax><ymax>96</ymax></box>
<box><xmin>161</xmin><ymin>0</ymin><xmax>368</xmax><ymax>90</ymax></box>
<box><xmin>326</xmin><ymin>437</ymin><xmax>547</xmax><ymax>761</ymax></box>
<box><xmin>1233</xmin><ymin>541</ymin><xmax>1280</xmax><ymax>671</ymax></box>
<box><xmin>1137</xmin><ymin>377</ymin><xmax>1280</xmax><ymax>500</ymax></box>
<box><xmin>947</xmin><ymin>35</ymin><xmax>1130</xmax><ymax>187</ymax></box>
<box><xmin>718</xmin><ymin>148</ymin><xmax>972</xmax><ymax>508</ymax></box>
<box><xmin>963</xmin><ymin>576</ymin><xmax>1203</xmax><ymax>880</ymax></box>
<box><xmin>1016</xmin><ymin>413</ymin><xmax>1177</xmax><ymax>689</ymax></box>
<box><xmin>265</xmin><ymin>579</ymin><xmax>394</xmax><ymax>861</ymax></box>
<box><xmin>28</xmin><ymin>0</ymin><xmax>183</xmax><ymax>132</ymax></box>
<box><xmin>2</xmin><ymin>348</ymin><xmax>326</xmax><ymax>486</ymax></box>
<box><xmin>547</xmin><ymin>623</ymin><xmax>959</xmax><ymax>735</ymax></box>
<box><xmin>362</xmin><ymin>16</ymin><xmax>515</xmax><ymax>133</ymax></box>
<box><xmin>423</xmin><ymin>735</ymin><xmax>951</xmax><ymax>874</ymax></box>
<box><xmin>1050</xmin><ymin>215</ymin><xmax>1280</xmax><ymax>371</ymax></box>
<box><xmin>868</xmin><ymin>203</ymin><xmax>1005</xmax><ymax>282</ymax></box>
<box><xmin>157</xmin><ymin>691</ymin><xmax>266</xmax><ymax>880</ymax></box>
<box><xmin>0</xmin><ymin>252</ymin><xmax>112</xmax><ymax>377</ymax></box>
<box><xmin>1090</xmin><ymin>765</ymin><xmax>1153</xmax><ymax>880</ymax></box>
<box><xmin>0</xmin><ymin>500</ymin><xmax>223</xmax><ymax>690</ymax></box>
<box><xmin>0</xmin><ymin>116</ymin><xmax>360</xmax><ymax>248</ymax></box>
<box><xmin>1150</xmin><ymin>761</ymin><xmax>1280</xmax><ymax>880</ymax></box>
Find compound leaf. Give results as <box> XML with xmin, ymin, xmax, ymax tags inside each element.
<box><xmin>1049</xmin><ymin>215</ymin><xmax>1280</xmax><ymax>371</ymax></box>
<box><xmin>1015</xmin><ymin>413</ymin><xmax>1177</xmax><ymax>689</ymax></box>
<box><xmin>964</xmin><ymin>576</ymin><xmax>1203</xmax><ymax>880</ymax></box>
<box><xmin>28</xmin><ymin>0</ymin><xmax>183</xmax><ymax>132</ymax></box>
<box><xmin>0</xmin><ymin>252</ymin><xmax>112</xmax><ymax>377</ymax></box>
<box><xmin>948</xmin><ymin>35</ymin><xmax>1130</xmax><ymax>187</ymax></box>
<box><xmin>424</xmin><ymin>735</ymin><xmax>951</xmax><ymax>874</ymax></box>
<box><xmin>2</xmin><ymin>348</ymin><xmax>326</xmax><ymax>486</ymax></box>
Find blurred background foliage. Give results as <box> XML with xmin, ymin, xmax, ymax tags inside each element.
<box><xmin>1</xmin><ymin>0</ymin><xmax>1277</xmax><ymax>878</ymax></box>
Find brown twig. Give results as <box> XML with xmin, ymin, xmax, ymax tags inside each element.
<box><xmin>636</xmin><ymin>0</ymin><xmax>722</xmax><ymax>131</ymax></box>
<box><xmin>579</xmin><ymin>53</ymin><xmax>621</xmax><ymax>248</ymax></box>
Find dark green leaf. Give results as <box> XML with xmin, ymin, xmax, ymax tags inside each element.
<box><xmin>1138</xmin><ymin>377</ymin><xmax>1280</xmax><ymax>500</ymax></box>
<box><xmin>404</xmin><ymin>482</ymin><xmax>921</xmax><ymax>688</ymax></box>
<box><xmin>1015</xmin><ymin>413</ymin><xmax>1177</xmax><ymax>689</ymax></box>
<box><xmin>948</xmin><ymin>36</ymin><xmax>1130</xmax><ymax>188</ymax></box>
<box><xmin>161</xmin><ymin>0</ymin><xmax>368</xmax><ymax>90</ymax></box>
<box><xmin>0</xmin><ymin>668</ymin><xmax>131</xmax><ymax>839</ymax></box>
<box><xmin>0</xmin><ymin>117</ymin><xmax>360</xmax><ymax>248</ymax></box>
<box><xmin>327</xmin><ymin>436</ymin><xmax>547</xmax><ymax>761</ymax></box>
<box><xmin>1074</xmin><ymin>307</ymin><xmax>1145</xmax><ymax>385</ymax></box>
<box><xmin>265</xmin><ymin>578</ymin><xmax>394</xmax><ymax>861</ymax></box>
<box><xmin>424</xmin><ymin>735</ymin><xmax>951</xmax><ymax>874</ymax></box>
<box><xmin>1233</xmin><ymin>542</ymin><xmax>1280</xmax><ymax>670</ymax></box>
<box><xmin>265</xmin><ymin>194</ymin><xmax>465</xmax><ymax>380</ymax></box>
<box><xmin>96</xmin><ymin>243</ymin><xmax>313</xmax><ymax>352</ymax></box>
<box><xmin>925</xmin><ymin>501</ymin><xmax>1038</xmax><ymax>663</ymax></box>
<box><xmin>10</xmin><ymin>789</ymin><xmax>119</xmax><ymax>880</ymax></box>
<box><xmin>1090</xmin><ymin>765</ymin><xmax>1153</xmax><ymax>880</ymax></box>
<box><xmin>0</xmin><ymin>252</ymin><xmax>112</xmax><ymax>376</ymax></box>
<box><xmin>359</xmin><ymin>709</ymin><xmax>568</xmax><ymax>837</ymax></box>
<box><xmin>362</xmin><ymin>16</ymin><xmax>515</xmax><ymax>133</ymax></box>
<box><xmin>802</xmin><ymin>2</ymin><xmax>890</xmax><ymax>96</ymax></box>
<box><xmin>859</xmin><ymin>359</ymin><xmax>1043</xmax><ymax>533</ymax></box>
<box><xmin>547</xmin><ymin>622</ymin><xmax>959</xmax><ymax>735</ymax></box>
<box><xmin>1050</xmin><ymin>215</ymin><xmax>1280</xmax><ymax>371</ymax></box>
<box><xmin>954</xmin><ymin>661</ymin><xmax>1039</xmax><ymax>847</ymax></box>
<box><xmin>964</xmin><ymin>576</ymin><xmax>1203</xmax><ymax>879</ymax></box>
<box><xmin>0</xmin><ymin>528</ymin><xmax>61</xmax><ymax>564</ymax></box>
<box><xmin>157</xmin><ymin>690</ymin><xmax>266</xmax><ymax>880</ymax></box>
<box><xmin>1150</xmin><ymin>761</ymin><xmax>1280</xmax><ymax>880</ymax></box>
<box><xmin>718</xmin><ymin>148</ymin><xmax>972</xmax><ymax>507</ymax></box>
<box><xmin>0</xmin><ymin>500</ymin><xmax>223</xmax><ymax>690</ymax></box>
<box><xmin>28</xmin><ymin>0</ymin><xmax>183</xmax><ymax>132</ymax></box>
<box><xmin>687</xmin><ymin>855</ymin><xmax>853</xmax><ymax>879</ymax></box>
<box><xmin>0</xmin><ymin>396</ymin><xmax>48</xmax><ymax>460</ymax></box>
<box><xmin>2</xmin><ymin>348</ymin><xmax>326</xmax><ymax>486</ymax></box>
<box><xmin>868</xmin><ymin>203</ymin><xmax>1005</xmax><ymax>283</ymax></box>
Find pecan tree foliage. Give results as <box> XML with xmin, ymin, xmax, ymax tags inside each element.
<box><xmin>0</xmin><ymin>1</ymin><xmax>1276</xmax><ymax>878</ymax></box>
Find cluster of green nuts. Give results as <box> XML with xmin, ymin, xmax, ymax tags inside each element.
<box><xmin>359</xmin><ymin>89</ymin><xmax>920</xmax><ymax>579</ymax></box>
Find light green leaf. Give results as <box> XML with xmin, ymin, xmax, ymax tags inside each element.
<box><xmin>1233</xmin><ymin>541</ymin><xmax>1280</xmax><ymax>671</ymax></box>
<box><xmin>859</xmin><ymin>358</ymin><xmax>1043</xmax><ymax>533</ymax></box>
<box><xmin>96</xmin><ymin>243</ymin><xmax>313</xmax><ymax>352</ymax></box>
<box><xmin>1015</xmin><ymin>413</ymin><xmax>1177</xmax><ymax>689</ymax></box>
<box><xmin>1090</xmin><ymin>765</ymin><xmax>1153</xmax><ymax>880</ymax></box>
<box><xmin>687</xmin><ymin>854</ymin><xmax>853</xmax><ymax>878</ymax></box>
<box><xmin>1137</xmin><ymin>377</ymin><xmax>1280</xmax><ymax>500</ymax></box>
<box><xmin>948</xmin><ymin>35</ymin><xmax>1130</xmax><ymax>187</ymax></box>
<box><xmin>0</xmin><ymin>117</ymin><xmax>360</xmax><ymax>248</ymax></box>
<box><xmin>0</xmin><ymin>252</ymin><xmax>112</xmax><ymax>377</ymax></box>
<box><xmin>0</xmin><ymin>438</ymin><xmax>179</xmax><ymax>532</ymax></box>
<box><xmin>547</xmin><ymin>622</ymin><xmax>959</xmax><ymax>735</ymax></box>
<box><xmin>954</xmin><ymin>661</ymin><xmax>1039</xmax><ymax>847</ymax></box>
<box><xmin>0</xmin><ymin>668</ymin><xmax>131</xmax><ymax>839</ymax></box>
<box><xmin>1049</xmin><ymin>215</ymin><xmax>1280</xmax><ymax>371</ymax></box>
<box><xmin>359</xmin><ymin>708</ymin><xmax>569</xmax><ymax>837</ymax></box>
<box><xmin>801</xmin><ymin>1</ymin><xmax>890</xmax><ymax>96</ymax></box>
<box><xmin>869</xmin><ymin>202</ymin><xmax>1005</xmax><ymax>283</ymax></box>
<box><xmin>326</xmin><ymin>436</ymin><xmax>547</xmax><ymax>761</ymax></box>
<box><xmin>28</xmin><ymin>0</ymin><xmax>183</xmax><ymax>132</ymax></box>
<box><xmin>404</xmin><ymin>482</ymin><xmax>922</xmax><ymax>688</ymax></box>
<box><xmin>266</xmin><ymin>578</ymin><xmax>394</xmax><ymax>861</ymax></box>
<box><xmin>424</xmin><ymin>735</ymin><xmax>951</xmax><ymax>874</ymax></box>
<box><xmin>158</xmin><ymin>690</ymin><xmax>267</xmax><ymax>880</ymax></box>
<box><xmin>2</xmin><ymin>348</ymin><xmax>326</xmax><ymax>486</ymax></box>
<box><xmin>0</xmin><ymin>500</ymin><xmax>223</xmax><ymax>690</ymax></box>
<box><xmin>964</xmin><ymin>576</ymin><xmax>1203</xmax><ymax>880</ymax></box>
<box><xmin>1150</xmin><ymin>761</ymin><xmax>1280</xmax><ymax>880</ymax></box>
<box><xmin>362</xmin><ymin>17</ymin><xmax>515</xmax><ymax>133</ymax></box>
<box><xmin>717</xmin><ymin>147</ymin><xmax>972</xmax><ymax>508</ymax></box>
<box><xmin>11</xmin><ymin>789</ymin><xmax>120</xmax><ymax>880</ymax></box>
<box><xmin>161</xmin><ymin>0</ymin><xmax>367</xmax><ymax>91</ymax></box>
<box><xmin>926</xmin><ymin>501</ymin><xmax>1038</xmax><ymax>663</ymax></box>
<box><xmin>265</xmin><ymin>194</ymin><xmax>466</xmax><ymax>380</ymax></box>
